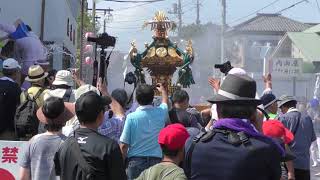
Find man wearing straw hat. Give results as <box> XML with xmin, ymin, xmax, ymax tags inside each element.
<box><xmin>20</xmin><ymin>65</ymin><xmax>49</xmax><ymax>107</ymax></box>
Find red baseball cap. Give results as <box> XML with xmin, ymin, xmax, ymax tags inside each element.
<box><xmin>158</xmin><ymin>123</ymin><xmax>190</xmax><ymax>151</ymax></box>
<box><xmin>262</xmin><ymin>120</ymin><xmax>294</xmax><ymax>144</ymax></box>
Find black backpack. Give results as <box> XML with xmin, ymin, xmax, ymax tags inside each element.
<box><xmin>185</xmin><ymin>128</ymin><xmax>252</xmax><ymax>178</ymax></box>
<box><xmin>62</xmin><ymin>88</ymin><xmax>73</xmax><ymax>102</ymax></box>
<box><xmin>14</xmin><ymin>88</ymin><xmax>44</xmax><ymax>139</ymax></box>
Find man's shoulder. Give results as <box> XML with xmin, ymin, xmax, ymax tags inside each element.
<box><xmin>141</xmin><ymin>163</ymin><xmax>185</xmax><ymax>178</ymax></box>
<box><xmin>192</xmin><ymin>131</ymin><xmax>280</xmax><ymax>155</ymax></box>
<box><xmin>80</xmin><ymin>129</ymin><xmax>117</xmax><ymax>146</ymax></box>
<box><xmin>280</xmin><ymin>111</ymin><xmax>300</xmax><ymax>119</ymax></box>
<box><xmin>0</xmin><ymin>79</ymin><xmax>20</xmax><ymax>89</ymax></box>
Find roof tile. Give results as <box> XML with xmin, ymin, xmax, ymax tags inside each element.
<box><xmin>231</xmin><ymin>13</ymin><xmax>311</xmax><ymax>33</ymax></box>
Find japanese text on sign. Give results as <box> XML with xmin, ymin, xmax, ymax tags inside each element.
<box><xmin>271</xmin><ymin>58</ymin><xmax>302</xmax><ymax>77</ymax></box>
<box><xmin>0</xmin><ymin>141</ymin><xmax>27</xmax><ymax>179</ymax></box>
<box><xmin>2</xmin><ymin>147</ymin><xmax>19</xmax><ymax>163</ymax></box>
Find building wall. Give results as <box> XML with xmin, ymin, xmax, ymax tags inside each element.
<box><xmin>0</xmin><ymin>0</ymin><xmax>42</xmax><ymax>36</ymax></box>
<box><xmin>44</xmin><ymin>0</ymin><xmax>77</xmax><ymax>54</ymax></box>
<box><xmin>253</xmin><ymin>72</ymin><xmax>315</xmax><ymax>102</ymax></box>
<box><xmin>229</xmin><ymin>34</ymin><xmax>283</xmax><ymax>72</ymax></box>
<box><xmin>0</xmin><ymin>0</ymin><xmax>79</xmax><ymax>70</ymax></box>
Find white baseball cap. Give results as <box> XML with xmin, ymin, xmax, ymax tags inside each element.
<box><xmin>228</xmin><ymin>68</ymin><xmax>247</xmax><ymax>75</ymax></box>
<box><xmin>3</xmin><ymin>58</ymin><xmax>21</xmax><ymax>69</ymax></box>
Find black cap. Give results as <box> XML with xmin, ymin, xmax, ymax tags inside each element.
<box><xmin>260</xmin><ymin>93</ymin><xmax>278</xmax><ymax>109</ymax></box>
<box><xmin>75</xmin><ymin>91</ymin><xmax>112</xmax><ymax>122</ymax></box>
<box><xmin>111</xmin><ymin>89</ymin><xmax>128</xmax><ymax>108</ymax></box>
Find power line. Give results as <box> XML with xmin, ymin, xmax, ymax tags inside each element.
<box><xmin>181</xmin><ymin>0</ymin><xmax>194</xmax><ymax>8</ymax></box>
<box><xmin>229</xmin><ymin>0</ymin><xmax>282</xmax><ymax>25</ymax></box>
<box><xmin>105</xmin><ymin>0</ymin><xmax>164</xmax><ymax>2</ymax></box>
<box><xmin>112</xmin><ymin>18</ymin><xmax>147</xmax><ymax>23</ymax></box>
<box><xmin>105</xmin><ymin>25</ymin><xmax>142</xmax><ymax>29</ymax></box>
<box><xmin>183</xmin><ymin>4</ymin><xmax>197</xmax><ymax>14</ymax></box>
<box><xmin>316</xmin><ymin>0</ymin><xmax>320</xmax><ymax>15</ymax></box>
<box><xmin>277</xmin><ymin>0</ymin><xmax>308</xmax><ymax>14</ymax></box>
<box><xmin>113</xmin><ymin>2</ymin><xmax>153</xmax><ymax>12</ymax></box>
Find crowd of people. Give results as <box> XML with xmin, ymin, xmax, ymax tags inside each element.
<box><xmin>0</xmin><ymin>55</ymin><xmax>320</xmax><ymax>180</ymax></box>
<box><xmin>0</xmin><ymin>21</ymin><xmax>320</xmax><ymax>180</ymax></box>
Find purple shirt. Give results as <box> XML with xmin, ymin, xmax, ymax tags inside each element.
<box><xmin>98</xmin><ymin>111</ymin><xmax>125</xmax><ymax>142</ymax></box>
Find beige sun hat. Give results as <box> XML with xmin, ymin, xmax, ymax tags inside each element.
<box><xmin>52</xmin><ymin>70</ymin><xmax>74</xmax><ymax>87</ymax></box>
<box><xmin>75</xmin><ymin>84</ymin><xmax>101</xmax><ymax>100</ymax></box>
<box><xmin>25</xmin><ymin>65</ymin><xmax>48</xmax><ymax>82</ymax></box>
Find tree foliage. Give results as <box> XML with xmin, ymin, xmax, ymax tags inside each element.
<box><xmin>76</xmin><ymin>0</ymin><xmax>100</xmax><ymax>67</ymax></box>
<box><xmin>180</xmin><ymin>23</ymin><xmax>221</xmax><ymax>39</ymax></box>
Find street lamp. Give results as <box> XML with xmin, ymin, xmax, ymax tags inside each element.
<box><xmin>251</xmin><ymin>42</ymin><xmax>272</xmax><ymax>76</ymax></box>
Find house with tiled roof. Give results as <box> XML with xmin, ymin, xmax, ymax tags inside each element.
<box><xmin>270</xmin><ymin>24</ymin><xmax>320</xmax><ymax>73</ymax></box>
<box><xmin>226</xmin><ymin>13</ymin><xmax>312</xmax><ymax>72</ymax></box>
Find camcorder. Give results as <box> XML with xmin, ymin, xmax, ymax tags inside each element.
<box><xmin>87</xmin><ymin>32</ymin><xmax>116</xmax><ymax>86</ymax></box>
<box><xmin>124</xmin><ymin>72</ymin><xmax>137</xmax><ymax>85</ymax></box>
<box><xmin>87</xmin><ymin>33</ymin><xmax>116</xmax><ymax>48</ymax></box>
<box><xmin>214</xmin><ymin>61</ymin><xmax>233</xmax><ymax>76</ymax></box>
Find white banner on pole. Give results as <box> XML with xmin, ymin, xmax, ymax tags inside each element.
<box><xmin>0</xmin><ymin>141</ymin><xmax>27</xmax><ymax>179</ymax></box>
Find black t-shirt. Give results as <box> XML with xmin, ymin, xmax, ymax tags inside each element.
<box><xmin>0</xmin><ymin>78</ymin><xmax>21</xmax><ymax>132</ymax></box>
<box><xmin>168</xmin><ymin>108</ymin><xmax>202</xmax><ymax>129</ymax></box>
<box><xmin>55</xmin><ymin>128</ymin><xmax>127</xmax><ymax>180</ymax></box>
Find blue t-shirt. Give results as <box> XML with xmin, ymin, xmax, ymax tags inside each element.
<box><xmin>120</xmin><ymin>103</ymin><xmax>168</xmax><ymax>158</ymax></box>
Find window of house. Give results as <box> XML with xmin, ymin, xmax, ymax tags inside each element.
<box><xmin>67</xmin><ymin>18</ymin><xmax>69</xmax><ymax>36</ymax></box>
<box><xmin>70</xmin><ymin>25</ymin><xmax>72</xmax><ymax>41</ymax></box>
<box><xmin>73</xmin><ymin>30</ymin><xmax>75</xmax><ymax>45</ymax></box>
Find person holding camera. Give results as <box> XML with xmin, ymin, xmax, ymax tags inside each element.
<box><xmin>98</xmin><ymin>88</ymin><xmax>128</xmax><ymax>142</ymax></box>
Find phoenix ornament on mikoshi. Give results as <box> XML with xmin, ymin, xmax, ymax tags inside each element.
<box><xmin>128</xmin><ymin>11</ymin><xmax>195</xmax><ymax>95</ymax></box>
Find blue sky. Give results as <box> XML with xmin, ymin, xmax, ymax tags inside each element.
<box><xmin>88</xmin><ymin>0</ymin><xmax>320</xmax><ymax>52</ymax></box>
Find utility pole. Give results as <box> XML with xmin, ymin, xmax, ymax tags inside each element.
<box><xmin>104</xmin><ymin>8</ymin><xmax>114</xmax><ymax>33</ymax></box>
<box><xmin>221</xmin><ymin>0</ymin><xmax>226</xmax><ymax>64</ymax></box>
<box><xmin>168</xmin><ymin>1</ymin><xmax>182</xmax><ymax>37</ymax></box>
<box><xmin>40</xmin><ymin>0</ymin><xmax>46</xmax><ymax>41</ymax></box>
<box><xmin>79</xmin><ymin>0</ymin><xmax>85</xmax><ymax>79</ymax></box>
<box><xmin>88</xmin><ymin>8</ymin><xmax>113</xmax><ymax>33</ymax></box>
<box><xmin>92</xmin><ymin>1</ymin><xmax>96</xmax><ymax>34</ymax></box>
<box><xmin>196</xmin><ymin>0</ymin><xmax>200</xmax><ymax>25</ymax></box>
<box><xmin>178</xmin><ymin>0</ymin><xmax>182</xmax><ymax>37</ymax></box>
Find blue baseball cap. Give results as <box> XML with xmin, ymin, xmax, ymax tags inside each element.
<box><xmin>260</xmin><ymin>93</ymin><xmax>278</xmax><ymax>109</ymax></box>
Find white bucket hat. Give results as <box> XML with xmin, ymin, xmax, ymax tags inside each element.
<box><xmin>25</xmin><ymin>65</ymin><xmax>48</xmax><ymax>82</ymax></box>
<box><xmin>75</xmin><ymin>84</ymin><xmax>101</xmax><ymax>100</ymax></box>
<box><xmin>52</xmin><ymin>70</ymin><xmax>74</xmax><ymax>87</ymax></box>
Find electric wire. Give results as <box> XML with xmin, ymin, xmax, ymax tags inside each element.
<box><xmin>229</xmin><ymin>0</ymin><xmax>282</xmax><ymax>25</ymax></box>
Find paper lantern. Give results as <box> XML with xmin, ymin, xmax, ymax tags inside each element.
<box><xmin>84</xmin><ymin>45</ymin><xmax>93</xmax><ymax>53</ymax></box>
<box><xmin>85</xmin><ymin>57</ymin><xmax>92</xmax><ymax>65</ymax></box>
<box><xmin>85</xmin><ymin>32</ymin><xmax>94</xmax><ymax>39</ymax></box>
